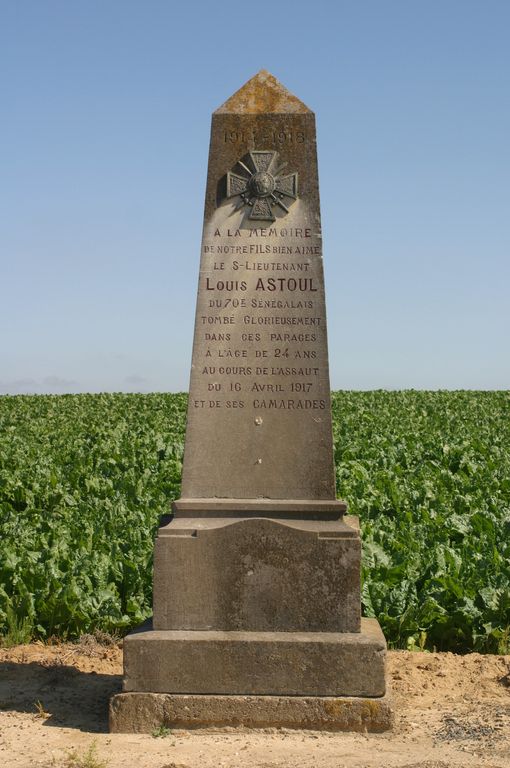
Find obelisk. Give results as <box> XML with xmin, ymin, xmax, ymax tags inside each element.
<box><xmin>178</xmin><ymin>70</ymin><xmax>338</xmax><ymax>508</ymax></box>
<box><xmin>110</xmin><ymin>71</ymin><xmax>392</xmax><ymax>733</ymax></box>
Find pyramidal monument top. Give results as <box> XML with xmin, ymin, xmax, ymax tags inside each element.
<box><xmin>215</xmin><ymin>69</ymin><xmax>312</xmax><ymax>115</ymax></box>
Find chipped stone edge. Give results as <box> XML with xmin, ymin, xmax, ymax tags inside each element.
<box><xmin>109</xmin><ymin>687</ymin><xmax>393</xmax><ymax>734</ymax></box>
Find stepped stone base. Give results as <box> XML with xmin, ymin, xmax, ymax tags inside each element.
<box><xmin>109</xmin><ymin>690</ymin><xmax>393</xmax><ymax>733</ymax></box>
<box><xmin>122</xmin><ymin>618</ymin><xmax>386</xmax><ymax>697</ymax></box>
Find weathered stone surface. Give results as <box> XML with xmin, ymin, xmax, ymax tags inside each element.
<box><xmin>122</xmin><ymin>618</ymin><xmax>385</xmax><ymax>697</ymax></box>
<box><xmin>153</xmin><ymin>516</ymin><xmax>361</xmax><ymax>632</ymax></box>
<box><xmin>109</xmin><ymin>689</ymin><xmax>393</xmax><ymax>733</ymax></box>
<box><xmin>110</xmin><ymin>72</ymin><xmax>392</xmax><ymax>734</ymax></box>
<box><xmin>215</xmin><ymin>69</ymin><xmax>312</xmax><ymax>115</ymax></box>
<box><xmin>179</xmin><ymin>70</ymin><xmax>338</xmax><ymax>507</ymax></box>
<box><xmin>172</xmin><ymin>497</ymin><xmax>347</xmax><ymax>519</ymax></box>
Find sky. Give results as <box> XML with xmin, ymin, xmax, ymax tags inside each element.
<box><xmin>1</xmin><ymin>0</ymin><xmax>509</xmax><ymax>394</ymax></box>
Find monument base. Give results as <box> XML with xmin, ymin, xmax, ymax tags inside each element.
<box><xmin>109</xmin><ymin>690</ymin><xmax>393</xmax><ymax>733</ymax></box>
<box><xmin>153</xmin><ymin>515</ymin><xmax>361</xmax><ymax>633</ymax></box>
<box><xmin>121</xmin><ymin>618</ymin><xmax>386</xmax><ymax>697</ymax></box>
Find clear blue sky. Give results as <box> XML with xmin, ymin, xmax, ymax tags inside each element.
<box><xmin>1</xmin><ymin>0</ymin><xmax>509</xmax><ymax>393</ymax></box>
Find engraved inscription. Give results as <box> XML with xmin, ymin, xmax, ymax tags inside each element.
<box><xmin>223</xmin><ymin>129</ymin><xmax>306</xmax><ymax>145</ymax></box>
<box><xmin>191</xmin><ymin>219</ymin><xmax>327</xmax><ymax>417</ymax></box>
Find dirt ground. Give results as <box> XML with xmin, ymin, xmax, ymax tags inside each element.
<box><xmin>0</xmin><ymin>639</ymin><xmax>509</xmax><ymax>768</ymax></box>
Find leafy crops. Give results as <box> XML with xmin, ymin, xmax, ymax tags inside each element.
<box><xmin>1</xmin><ymin>391</ymin><xmax>509</xmax><ymax>651</ymax></box>
<box><xmin>332</xmin><ymin>391</ymin><xmax>510</xmax><ymax>653</ymax></box>
<box><xmin>0</xmin><ymin>394</ymin><xmax>186</xmax><ymax>641</ymax></box>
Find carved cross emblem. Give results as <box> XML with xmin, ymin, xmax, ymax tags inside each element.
<box><xmin>226</xmin><ymin>151</ymin><xmax>298</xmax><ymax>222</ymax></box>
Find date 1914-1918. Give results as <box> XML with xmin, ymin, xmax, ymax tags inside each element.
<box><xmin>223</xmin><ymin>129</ymin><xmax>305</xmax><ymax>145</ymax></box>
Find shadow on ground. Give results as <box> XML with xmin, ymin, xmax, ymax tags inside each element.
<box><xmin>0</xmin><ymin>659</ymin><xmax>121</xmax><ymax>732</ymax></box>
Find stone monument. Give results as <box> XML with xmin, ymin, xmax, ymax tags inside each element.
<box><xmin>110</xmin><ymin>70</ymin><xmax>392</xmax><ymax>732</ymax></box>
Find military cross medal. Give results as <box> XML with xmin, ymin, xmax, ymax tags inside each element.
<box><xmin>226</xmin><ymin>150</ymin><xmax>298</xmax><ymax>222</ymax></box>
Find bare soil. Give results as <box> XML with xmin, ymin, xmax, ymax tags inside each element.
<box><xmin>0</xmin><ymin>640</ymin><xmax>509</xmax><ymax>768</ymax></box>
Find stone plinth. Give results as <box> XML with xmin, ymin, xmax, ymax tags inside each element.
<box><xmin>153</xmin><ymin>515</ymin><xmax>361</xmax><ymax>633</ymax></box>
<box><xmin>122</xmin><ymin>619</ymin><xmax>385</xmax><ymax>697</ymax></box>
<box><xmin>111</xmin><ymin>617</ymin><xmax>391</xmax><ymax>733</ymax></box>
<box><xmin>110</xmin><ymin>690</ymin><xmax>393</xmax><ymax>734</ymax></box>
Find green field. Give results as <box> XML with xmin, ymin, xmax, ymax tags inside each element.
<box><xmin>1</xmin><ymin>391</ymin><xmax>509</xmax><ymax>652</ymax></box>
